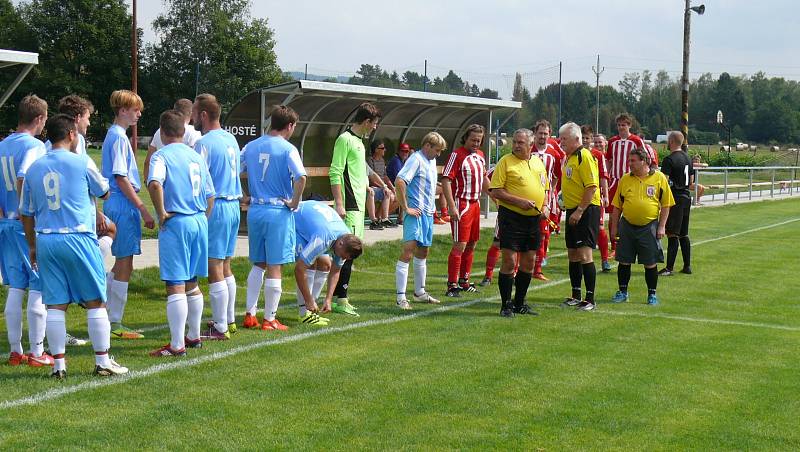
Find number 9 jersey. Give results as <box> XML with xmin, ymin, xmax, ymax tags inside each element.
<box><xmin>19</xmin><ymin>148</ymin><xmax>109</xmax><ymax>234</ymax></box>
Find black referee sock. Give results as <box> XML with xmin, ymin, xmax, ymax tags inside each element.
<box><xmin>568</xmin><ymin>261</ymin><xmax>583</xmax><ymax>300</ymax></box>
<box><xmin>666</xmin><ymin>237</ymin><xmax>679</xmax><ymax>270</ymax></box>
<box><xmin>333</xmin><ymin>260</ymin><xmax>352</xmax><ymax>298</ymax></box>
<box><xmin>498</xmin><ymin>273</ymin><xmax>514</xmax><ymax>308</ymax></box>
<box><xmin>679</xmin><ymin>236</ymin><xmax>692</xmax><ymax>268</ymax></box>
<box><xmin>645</xmin><ymin>266</ymin><xmax>658</xmax><ymax>295</ymax></box>
<box><xmin>582</xmin><ymin>263</ymin><xmax>596</xmax><ymax>303</ymax></box>
<box><xmin>513</xmin><ymin>271</ymin><xmax>533</xmax><ymax>308</ymax></box>
<box><xmin>618</xmin><ymin>264</ymin><xmax>631</xmax><ymax>292</ymax></box>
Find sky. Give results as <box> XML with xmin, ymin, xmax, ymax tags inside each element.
<box><xmin>134</xmin><ymin>0</ymin><xmax>800</xmax><ymax>99</ymax></box>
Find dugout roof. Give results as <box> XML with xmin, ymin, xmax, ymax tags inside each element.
<box><xmin>0</xmin><ymin>49</ymin><xmax>38</xmax><ymax>110</ymax></box>
<box><xmin>223</xmin><ymin>80</ymin><xmax>520</xmax><ymax>169</ymax></box>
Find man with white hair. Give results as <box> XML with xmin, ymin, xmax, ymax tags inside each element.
<box><xmin>559</xmin><ymin>122</ymin><xmax>601</xmax><ymax>311</ymax></box>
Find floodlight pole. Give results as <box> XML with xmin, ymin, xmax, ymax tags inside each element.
<box><xmin>131</xmin><ymin>0</ymin><xmax>138</xmax><ymax>150</ymax></box>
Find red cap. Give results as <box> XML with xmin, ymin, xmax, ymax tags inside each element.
<box><xmin>398</xmin><ymin>143</ymin><xmax>411</xmax><ymax>152</ymax></box>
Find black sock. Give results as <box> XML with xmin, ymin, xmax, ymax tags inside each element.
<box><xmin>498</xmin><ymin>272</ymin><xmax>514</xmax><ymax>308</ymax></box>
<box><xmin>679</xmin><ymin>236</ymin><xmax>691</xmax><ymax>268</ymax></box>
<box><xmin>569</xmin><ymin>261</ymin><xmax>583</xmax><ymax>299</ymax></box>
<box><xmin>618</xmin><ymin>264</ymin><xmax>631</xmax><ymax>292</ymax></box>
<box><xmin>666</xmin><ymin>237</ymin><xmax>679</xmax><ymax>270</ymax></box>
<box><xmin>513</xmin><ymin>271</ymin><xmax>532</xmax><ymax>308</ymax></box>
<box><xmin>645</xmin><ymin>266</ymin><xmax>658</xmax><ymax>295</ymax></box>
<box><xmin>582</xmin><ymin>263</ymin><xmax>596</xmax><ymax>302</ymax></box>
<box><xmin>334</xmin><ymin>260</ymin><xmax>352</xmax><ymax>298</ymax></box>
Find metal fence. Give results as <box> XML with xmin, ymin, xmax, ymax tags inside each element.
<box><xmin>695</xmin><ymin>166</ymin><xmax>800</xmax><ymax>204</ymax></box>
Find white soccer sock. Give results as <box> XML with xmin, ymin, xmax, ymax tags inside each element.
<box><xmin>263</xmin><ymin>278</ymin><xmax>282</xmax><ymax>321</ymax></box>
<box><xmin>396</xmin><ymin>261</ymin><xmax>409</xmax><ymax>302</ymax></box>
<box><xmin>225</xmin><ymin>275</ymin><xmax>237</xmax><ymax>325</ymax></box>
<box><xmin>413</xmin><ymin>257</ymin><xmax>428</xmax><ymax>296</ymax></box>
<box><xmin>312</xmin><ymin>271</ymin><xmax>328</xmax><ymax>301</ymax></box>
<box><xmin>26</xmin><ymin>290</ymin><xmax>46</xmax><ymax>356</ymax></box>
<box><xmin>186</xmin><ymin>292</ymin><xmax>204</xmax><ymax>340</ymax></box>
<box><xmin>4</xmin><ymin>288</ymin><xmax>24</xmax><ymax>354</ymax></box>
<box><xmin>245</xmin><ymin>266</ymin><xmax>265</xmax><ymax>316</ymax></box>
<box><xmin>166</xmin><ymin>294</ymin><xmax>188</xmax><ymax>350</ymax></box>
<box><xmin>86</xmin><ymin>308</ymin><xmax>111</xmax><ymax>368</ymax></box>
<box><xmin>107</xmin><ymin>279</ymin><xmax>128</xmax><ymax>324</ymax></box>
<box><xmin>46</xmin><ymin>309</ymin><xmax>66</xmax><ymax>371</ymax></box>
<box><xmin>209</xmin><ymin>281</ymin><xmax>228</xmax><ymax>333</ymax></box>
<box><xmin>98</xmin><ymin>236</ymin><xmax>113</xmax><ymax>262</ymax></box>
<box><xmin>297</xmin><ymin>269</ymin><xmax>316</xmax><ymax>317</ymax></box>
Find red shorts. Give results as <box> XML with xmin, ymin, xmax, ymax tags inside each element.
<box><xmin>607</xmin><ymin>179</ymin><xmax>619</xmax><ymax>214</ymax></box>
<box><xmin>451</xmin><ymin>199</ymin><xmax>481</xmax><ymax>243</ymax></box>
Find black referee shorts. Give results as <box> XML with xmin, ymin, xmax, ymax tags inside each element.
<box><xmin>565</xmin><ymin>205</ymin><xmax>600</xmax><ymax>249</ymax></box>
<box><xmin>616</xmin><ymin>217</ymin><xmax>664</xmax><ymax>265</ymax></box>
<box><xmin>665</xmin><ymin>196</ymin><xmax>691</xmax><ymax>237</ymax></box>
<box><xmin>497</xmin><ymin>206</ymin><xmax>541</xmax><ymax>252</ymax></box>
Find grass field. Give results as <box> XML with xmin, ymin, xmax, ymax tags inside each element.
<box><xmin>1</xmin><ymin>198</ymin><xmax>799</xmax><ymax>449</ymax></box>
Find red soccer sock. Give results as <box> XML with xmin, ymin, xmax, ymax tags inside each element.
<box><xmin>599</xmin><ymin>228</ymin><xmax>609</xmax><ymax>261</ymax></box>
<box><xmin>447</xmin><ymin>248</ymin><xmax>463</xmax><ymax>286</ymax></box>
<box><xmin>461</xmin><ymin>248</ymin><xmax>475</xmax><ymax>284</ymax></box>
<box><xmin>484</xmin><ymin>244</ymin><xmax>500</xmax><ymax>279</ymax></box>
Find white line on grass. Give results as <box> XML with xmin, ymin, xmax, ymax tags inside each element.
<box><xmin>3</xmin><ymin>216</ymin><xmax>797</xmax><ymax>410</ymax></box>
<box><xmin>0</xmin><ymin>297</ymin><xmax>493</xmax><ymax>411</ymax></box>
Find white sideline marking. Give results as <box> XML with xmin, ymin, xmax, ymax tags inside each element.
<box><xmin>2</xmin><ymin>217</ymin><xmax>798</xmax><ymax>410</ymax></box>
<box><xmin>596</xmin><ymin>310</ymin><xmax>800</xmax><ymax>332</ymax></box>
<box><xmin>0</xmin><ymin>297</ymin><xmax>492</xmax><ymax>411</ymax></box>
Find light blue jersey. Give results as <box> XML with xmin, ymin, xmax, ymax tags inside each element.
<box><xmin>44</xmin><ymin>134</ymin><xmax>87</xmax><ymax>155</ymax></box>
<box><xmin>19</xmin><ymin>148</ymin><xmax>108</xmax><ymax>234</ymax></box>
<box><xmin>18</xmin><ymin>148</ymin><xmax>108</xmax><ymax>302</ymax></box>
<box><xmin>0</xmin><ymin>132</ymin><xmax>46</xmax><ymax>221</ymax></box>
<box><xmin>240</xmin><ymin>135</ymin><xmax>306</xmax><ymax>205</ymax></box>
<box><xmin>148</xmin><ymin>143</ymin><xmax>215</xmax><ymax>215</ymax></box>
<box><xmin>294</xmin><ymin>201</ymin><xmax>350</xmax><ymax>267</ymax></box>
<box><xmin>196</xmin><ymin>129</ymin><xmax>242</xmax><ymax>200</ymax></box>
<box><xmin>101</xmin><ymin>124</ymin><xmax>140</xmax><ymax>194</ymax></box>
<box><xmin>396</xmin><ymin>150</ymin><xmax>438</xmax><ymax>215</ymax></box>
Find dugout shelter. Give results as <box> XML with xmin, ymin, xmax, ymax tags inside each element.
<box><xmin>0</xmin><ymin>49</ymin><xmax>38</xmax><ymax>110</ymax></box>
<box><xmin>223</xmin><ymin>80</ymin><xmax>521</xmax><ymax>198</ymax></box>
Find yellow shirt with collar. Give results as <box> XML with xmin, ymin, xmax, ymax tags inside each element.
<box><xmin>612</xmin><ymin>170</ymin><xmax>676</xmax><ymax>226</ymax></box>
<box><xmin>489</xmin><ymin>152</ymin><xmax>549</xmax><ymax>216</ymax></box>
<box><xmin>562</xmin><ymin>148</ymin><xmax>600</xmax><ymax>209</ymax></box>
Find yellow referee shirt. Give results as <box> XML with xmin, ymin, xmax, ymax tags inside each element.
<box><xmin>612</xmin><ymin>170</ymin><xmax>676</xmax><ymax>226</ymax></box>
<box><xmin>489</xmin><ymin>153</ymin><xmax>549</xmax><ymax>216</ymax></box>
<box><xmin>562</xmin><ymin>148</ymin><xmax>600</xmax><ymax>209</ymax></box>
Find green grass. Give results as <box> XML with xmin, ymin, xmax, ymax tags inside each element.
<box><xmin>1</xmin><ymin>198</ymin><xmax>799</xmax><ymax>449</ymax></box>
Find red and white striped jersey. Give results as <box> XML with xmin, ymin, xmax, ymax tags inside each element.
<box><xmin>531</xmin><ymin>143</ymin><xmax>563</xmax><ymax>191</ymax></box>
<box><xmin>645</xmin><ymin>143</ymin><xmax>659</xmax><ymax>166</ymax></box>
<box><xmin>590</xmin><ymin>148</ymin><xmax>609</xmax><ymax>181</ymax></box>
<box><xmin>605</xmin><ymin>134</ymin><xmax>644</xmax><ymax>180</ymax></box>
<box><xmin>443</xmin><ymin>147</ymin><xmax>486</xmax><ymax>201</ymax></box>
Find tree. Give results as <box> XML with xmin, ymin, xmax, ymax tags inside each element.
<box><xmin>2</xmin><ymin>0</ymin><xmax>134</xmax><ymax>138</ymax></box>
<box><xmin>142</xmin><ymin>0</ymin><xmax>282</xmax><ymax>132</ymax></box>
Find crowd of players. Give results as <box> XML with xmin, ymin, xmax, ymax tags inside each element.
<box><xmin>0</xmin><ymin>92</ymin><xmax>696</xmax><ymax>379</ymax></box>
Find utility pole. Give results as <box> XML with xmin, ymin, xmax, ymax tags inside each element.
<box><xmin>131</xmin><ymin>0</ymin><xmax>138</xmax><ymax>151</ymax></box>
<box><xmin>557</xmin><ymin>61</ymin><xmax>562</xmax><ymax>128</ymax></box>
<box><xmin>592</xmin><ymin>55</ymin><xmax>604</xmax><ymax>133</ymax></box>
<box><xmin>682</xmin><ymin>1</ymin><xmax>705</xmax><ymax>151</ymax></box>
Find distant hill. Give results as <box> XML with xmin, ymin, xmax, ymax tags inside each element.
<box><xmin>285</xmin><ymin>72</ymin><xmax>350</xmax><ymax>83</ymax></box>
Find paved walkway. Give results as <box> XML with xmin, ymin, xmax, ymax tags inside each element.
<box><xmin>129</xmin><ymin>192</ymin><xmax>800</xmax><ymax>270</ymax></box>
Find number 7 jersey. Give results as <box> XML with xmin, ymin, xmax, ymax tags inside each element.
<box><xmin>240</xmin><ymin>135</ymin><xmax>306</xmax><ymax>204</ymax></box>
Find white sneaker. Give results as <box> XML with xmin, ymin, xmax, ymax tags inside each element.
<box><xmin>94</xmin><ymin>356</ymin><xmax>129</xmax><ymax>376</ymax></box>
<box><xmin>413</xmin><ymin>292</ymin><xmax>441</xmax><ymax>304</ymax></box>
<box><xmin>396</xmin><ymin>299</ymin><xmax>412</xmax><ymax>310</ymax></box>
<box><xmin>66</xmin><ymin>333</ymin><xmax>89</xmax><ymax>346</ymax></box>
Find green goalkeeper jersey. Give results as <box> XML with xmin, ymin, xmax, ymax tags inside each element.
<box><xmin>329</xmin><ymin>128</ymin><xmax>367</xmax><ymax>212</ymax></box>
